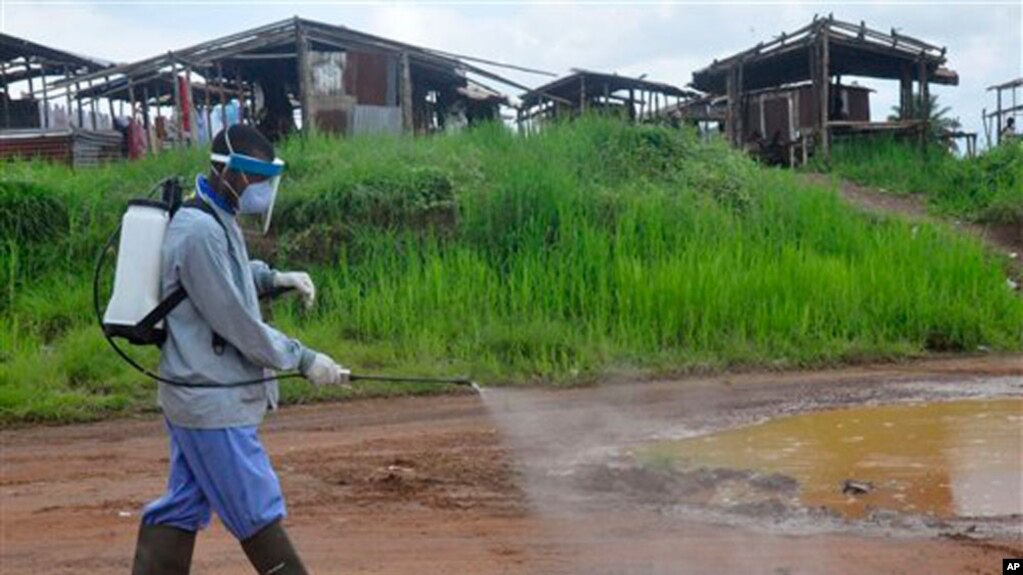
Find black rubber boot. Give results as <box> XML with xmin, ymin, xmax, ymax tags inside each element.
<box><xmin>241</xmin><ymin>519</ymin><xmax>309</xmax><ymax>575</ymax></box>
<box><xmin>130</xmin><ymin>523</ymin><xmax>197</xmax><ymax>575</ymax></box>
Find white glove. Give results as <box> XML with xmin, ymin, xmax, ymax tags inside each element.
<box><xmin>274</xmin><ymin>271</ymin><xmax>315</xmax><ymax>309</ymax></box>
<box><xmin>303</xmin><ymin>353</ymin><xmax>350</xmax><ymax>387</ymax></box>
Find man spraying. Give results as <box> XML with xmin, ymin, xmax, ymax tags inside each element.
<box><xmin>131</xmin><ymin>125</ymin><xmax>344</xmax><ymax>575</ymax></box>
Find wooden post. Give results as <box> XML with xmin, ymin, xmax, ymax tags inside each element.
<box><xmin>216</xmin><ymin>62</ymin><xmax>227</xmax><ymax>129</ymax></box>
<box><xmin>899</xmin><ymin>64</ymin><xmax>913</xmax><ymax>120</ymax></box>
<box><xmin>603</xmin><ymin>82</ymin><xmax>609</xmax><ymax>114</ymax></box>
<box><xmin>75</xmin><ymin>81</ymin><xmax>84</xmax><ymax>128</ymax></box>
<box><xmin>142</xmin><ymin>86</ymin><xmax>152</xmax><ymax>153</ymax></box>
<box><xmin>917</xmin><ymin>58</ymin><xmax>929</xmax><ymax>121</ymax></box>
<box><xmin>41</xmin><ymin>66</ymin><xmax>50</xmax><ymax>128</ymax></box>
<box><xmin>107</xmin><ymin>75</ymin><xmax>116</xmax><ymax>122</ymax></box>
<box><xmin>234</xmin><ymin>68</ymin><xmax>244</xmax><ymax>125</ymax></box>
<box><xmin>725</xmin><ymin>67</ymin><xmax>737</xmax><ymax>145</ymax></box>
<box><xmin>153</xmin><ymin>79</ymin><xmax>162</xmax><ymax>129</ymax></box>
<box><xmin>63</xmin><ymin>65</ymin><xmax>73</xmax><ymax>128</ymax></box>
<box><xmin>917</xmin><ymin>57</ymin><xmax>929</xmax><ymax>152</ymax></box>
<box><xmin>628</xmin><ymin>88</ymin><xmax>635</xmax><ymax>121</ymax></box>
<box><xmin>995</xmin><ymin>87</ymin><xmax>1002</xmax><ymax>144</ymax></box>
<box><xmin>736</xmin><ymin>62</ymin><xmax>745</xmax><ymax>145</ymax></box>
<box><xmin>579</xmin><ymin>75</ymin><xmax>587</xmax><ymax>114</ymax></box>
<box><xmin>203</xmin><ymin>73</ymin><xmax>212</xmax><ymax>141</ymax></box>
<box><xmin>819</xmin><ymin>24</ymin><xmax>830</xmax><ymax>161</ymax></box>
<box><xmin>399</xmin><ymin>51</ymin><xmax>413</xmax><ymax>134</ymax></box>
<box><xmin>127</xmin><ymin>79</ymin><xmax>137</xmax><ymax>123</ymax></box>
<box><xmin>185</xmin><ymin>65</ymin><xmax>194</xmax><ymax>142</ymax></box>
<box><xmin>0</xmin><ymin>63</ymin><xmax>7</xmax><ymax>128</ymax></box>
<box><xmin>171</xmin><ymin>57</ymin><xmax>184</xmax><ymax>148</ymax></box>
<box><xmin>296</xmin><ymin>20</ymin><xmax>314</xmax><ymax>134</ymax></box>
<box><xmin>89</xmin><ymin>80</ymin><xmax>98</xmax><ymax>129</ymax></box>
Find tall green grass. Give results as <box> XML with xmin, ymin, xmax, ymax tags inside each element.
<box><xmin>821</xmin><ymin>137</ymin><xmax>1023</xmax><ymax>225</ymax></box>
<box><xmin>2</xmin><ymin>119</ymin><xmax>1021</xmax><ymax>424</ymax></box>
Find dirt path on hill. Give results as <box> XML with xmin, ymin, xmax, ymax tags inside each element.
<box><xmin>802</xmin><ymin>173</ymin><xmax>1022</xmax><ymax>280</ymax></box>
<box><xmin>2</xmin><ymin>355</ymin><xmax>1021</xmax><ymax>574</ymax></box>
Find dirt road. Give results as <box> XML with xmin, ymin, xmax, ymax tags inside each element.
<box><xmin>2</xmin><ymin>356</ymin><xmax>1021</xmax><ymax>574</ymax></box>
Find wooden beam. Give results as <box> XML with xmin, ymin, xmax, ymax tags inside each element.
<box><xmin>996</xmin><ymin>85</ymin><xmax>1003</xmax><ymax>144</ymax></box>
<box><xmin>234</xmin><ymin>68</ymin><xmax>244</xmax><ymax>125</ymax></box>
<box><xmin>579</xmin><ymin>75</ymin><xmax>587</xmax><ymax>113</ymax></box>
<box><xmin>0</xmin><ymin>63</ymin><xmax>8</xmax><ymax>129</ymax></box>
<box><xmin>295</xmin><ymin>19</ymin><xmax>313</xmax><ymax>134</ymax></box>
<box><xmin>736</xmin><ymin>61</ymin><xmax>745</xmax><ymax>143</ymax></box>
<box><xmin>142</xmin><ymin>86</ymin><xmax>152</xmax><ymax>153</ymax></box>
<box><xmin>899</xmin><ymin>63</ymin><xmax>913</xmax><ymax>120</ymax></box>
<box><xmin>171</xmin><ymin>57</ymin><xmax>184</xmax><ymax>148</ymax></box>
<box><xmin>918</xmin><ymin>56</ymin><xmax>929</xmax><ymax>152</ymax></box>
<box><xmin>203</xmin><ymin>74</ymin><xmax>212</xmax><ymax>141</ymax></box>
<box><xmin>153</xmin><ymin>79</ymin><xmax>162</xmax><ymax>131</ymax></box>
<box><xmin>399</xmin><ymin>51</ymin><xmax>413</xmax><ymax>133</ymax></box>
<box><xmin>725</xmin><ymin>67</ymin><xmax>736</xmax><ymax>145</ymax></box>
<box><xmin>75</xmin><ymin>80</ymin><xmax>84</xmax><ymax>128</ymax></box>
<box><xmin>185</xmin><ymin>65</ymin><xmax>194</xmax><ymax>143</ymax></box>
<box><xmin>41</xmin><ymin>67</ymin><xmax>50</xmax><ymax>128</ymax></box>
<box><xmin>217</xmin><ymin>62</ymin><xmax>227</xmax><ymax>129</ymax></box>
<box><xmin>820</xmin><ymin>25</ymin><xmax>830</xmax><ymax>160</ymax></box>
<box><xmin>89</xmin><ymin>79</ymin><xmax>98</xmax><ymax>129</ymax></box>
<box><xmin>107</xmin><ymin>75</ymin><xmax>116</xmax><ymax>124</ymax></box>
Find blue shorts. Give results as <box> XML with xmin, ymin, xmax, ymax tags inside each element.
<box><xmin>141</xmin><ymin>419</ymin><xmax>286</xmax><ymax>540</ymax></box>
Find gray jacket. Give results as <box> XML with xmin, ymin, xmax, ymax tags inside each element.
<box><xmin>158</xmin><ymin>181</ymin><xmax>314</xmax><ymax>429</ymax></box>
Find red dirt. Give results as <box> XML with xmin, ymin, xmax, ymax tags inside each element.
<box><xmin>2</xmin><ymin>356</ymin><xmax>1021</xmax><ymax>574</ymax></box>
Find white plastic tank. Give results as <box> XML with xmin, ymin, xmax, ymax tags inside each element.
<box><xmin>103</xmin><ymin>200</ymin><xmax>170</xmax><ymax>338</ymax></box>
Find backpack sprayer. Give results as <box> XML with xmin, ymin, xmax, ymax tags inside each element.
<box><xmin>94</xmin><ymin>176</ymin><xmax>480</xmax><ymax>393</ymax></box>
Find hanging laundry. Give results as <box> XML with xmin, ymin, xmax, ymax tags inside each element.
<box><xmin>177</xmin><ymin>75</ymin><xmax>193</xmax><ymax>136</ymax></box>
<box><xmin>224</xmin><ymin>99</ymin><xmax>240</xmax><ymax>127</ymax></box>
<box><xmin>127</xmin><ymin>118</ymin><xmax>147</xmax><ymax>160</ymax></box>
<box><xmin>195</xmin><ymin>108</ymin><xmax>211</xmax><ymax>143</ymax></box>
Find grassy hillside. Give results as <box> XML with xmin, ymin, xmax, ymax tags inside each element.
<box><xmin>2</xmin><ymin>119</ymin><xmax>1021</xmax><ymax>423</ymax></box>
<box><xmin>821</xmin><ymin>138</ymin><xmax>1023</xmax><ymax>225</ymax></box>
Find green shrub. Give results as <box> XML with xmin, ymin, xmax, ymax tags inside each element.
<box><xmin>1</xmin><ymin>118</ymin><xmax>1021</xmax><ymax>423</ymax></box>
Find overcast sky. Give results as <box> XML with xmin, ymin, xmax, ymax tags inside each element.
<box><xmin>2</xmin><ymin>1</ymin><xmax>1020</xmax><ymax>143</ymax></box>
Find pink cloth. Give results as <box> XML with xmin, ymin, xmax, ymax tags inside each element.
<box><xmin>128</xmin><ymin>118</ymin><xmax>146</xmax><ymax>160</ymax></box>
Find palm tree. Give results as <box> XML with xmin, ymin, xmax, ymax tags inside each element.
<box><xmin>889</xmin><ymin>93</ymin><xmax>961</xmax><ymax>137</ymax></box>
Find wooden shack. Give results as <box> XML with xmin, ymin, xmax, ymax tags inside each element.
<box><xmin>691</xmin><ymin>16</ymin><xmax>959</xmax><ymax>164</ymax></box>
<box><xmin>984</xmin><ymin>77</ymin><xmax>1022</xmax><ymax>147</ymax></box>
<box><xmin>53</xmin><ymin>17</ymin><xmax>529</xmax><ymax>151</ymax></box>
<box><xmin>518</xmin><ymin>69</ymin><xmax>698</xmax><ymax>130</ymax></box>
<box><xmin>1</xmin><ymin>32</ymin><xmax>124</xmax><ymax>166</ymax></box>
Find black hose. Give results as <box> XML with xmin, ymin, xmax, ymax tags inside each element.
<box><xmin>93</xmin><ymin>207</ymin><xmax>300</xmax><ymax>388</ymax></box>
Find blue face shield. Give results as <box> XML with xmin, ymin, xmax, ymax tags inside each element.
<box><xmin>211</xmin><ymin>129</ymin><xmax>285</xmax><ymax>234</ymax></box>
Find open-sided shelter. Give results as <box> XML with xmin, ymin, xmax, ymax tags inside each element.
<box><xmin>52</xmin><ymin>17</ymin><xmax>534</xmax><ymax>153</ymax></box>
<box><xmin>691</xmin><ymin>16</ymin><xmax>959</xmax><ymax>163</ymax></box>
<box><xmin>1</xmin><ymin>32</ymin><xmax>125</xmax><ymax>166</ymax></box>
<box><xmin>983</xmin><ymin>77</ymin><xmax>1022</xmax><ymax>147</ymax></box>
<box><xmin>518</xmin><ymin>69</ymin><xmax>699</xmax><ymax>129</ymax></box>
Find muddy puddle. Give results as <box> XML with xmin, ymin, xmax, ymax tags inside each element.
<box><xmin>637</xmin><ymin>398</ymin><xmax>1023</xmax><ymax>521</ymax></box>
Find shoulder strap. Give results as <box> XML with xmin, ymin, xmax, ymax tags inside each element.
<box><xmin>131</xmin><ymin>197</ymin><xmax>235</xmax><ymax>343</ymax></box>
